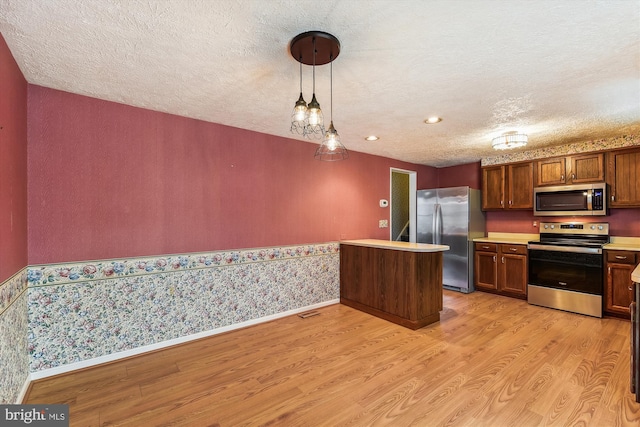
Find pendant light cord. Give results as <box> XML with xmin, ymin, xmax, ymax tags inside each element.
<box><xmin>330</xmin><ymin>55</ymin><xmax>333</xmax><ymax>122</ymax></box>
<box><xmin>299</xmin><ymin>59</ymin><xmax>303</xmax><ymax>93</ymax></box>
<box><xmin>312</xmin><ymin>37</ymin><xmax>316</xmax><ymax>94</ymax></box>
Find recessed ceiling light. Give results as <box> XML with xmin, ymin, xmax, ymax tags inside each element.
<box><xmin>424</xmin><ymin>117</ymin><xmax>442</xmax><ymax>124</ymax></box>
<box><xmin>365</xmin><ymin>135</ymin><xmax>379</xmax><ymax>141</ymax></box>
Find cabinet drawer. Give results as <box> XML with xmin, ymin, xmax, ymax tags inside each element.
<box><xmin>607</xmin><ymin>251</ymin><xmax>637</xmax><ymax>265</ymax></box>
<box><xmin>500</xmin><ymin>244</ymin><xmax>527</xmax><ymax>255</ymax></box>
<box><xmin>475</xmin><ymin>243</ymin><xmax>497</xmax><ymax>252</ymax></box>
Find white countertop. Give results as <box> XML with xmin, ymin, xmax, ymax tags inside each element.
<box><xmin>605</xmin><ymin>237</ymin><xmax>640</xmax><ymax>251</ymax></box>
<box><xmin>473</xmin><ymin>232</ymin><xmax>538</xmax><ymax>245</ymax></box>
<box><xmin>340</xmin><ymin>239</ymin><xmax>449</xmax><ymax>253</ymax></box>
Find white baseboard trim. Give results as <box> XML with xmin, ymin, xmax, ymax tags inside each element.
<box><xmin>16</xmin><ymin>374</ymin><xmax>31</xmax><ymax>403</ymax></box>
<box><xmin>28</xmin><ymin>299</ymin><xmax>339</xmax><ymax>382</ymax></box>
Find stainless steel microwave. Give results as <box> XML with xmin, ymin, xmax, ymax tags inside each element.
<box><xmin>533</xmin><ymin>183</ymin><xmax>607</xmax><ymax>216</ymax></box>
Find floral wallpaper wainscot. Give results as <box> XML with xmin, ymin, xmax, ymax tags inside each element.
<box><xmin>0</xmin><ymin>269</ymin><xmax>29</xmax><ymax>403</ymax></box>
<box><xmin>27</xmin><ymin>243</ymin><xmax>340</xmax><ymax>371</ymax></box>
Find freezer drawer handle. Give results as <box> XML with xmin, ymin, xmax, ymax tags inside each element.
<box><xmin>616</xmin><ymin>255</ymin><xmax>628</xmax><ymax>260</ymax></box>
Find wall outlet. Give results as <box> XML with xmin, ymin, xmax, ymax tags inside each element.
<box><xmin>533</xmin><ymin>221</ymin><xmax>538</xmax><ymax>227</ymax></box>
<box><xmin>379</xmin><ymin>219</ymin><xmax>388</xmax><ymax>228</ymax></box>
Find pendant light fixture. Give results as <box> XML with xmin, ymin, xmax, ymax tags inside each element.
<box><xmin>303</xmin><ymin>35</ymin><xmax>323</xmax><ymax>139</ymax></box>
<box><xmin>289</xmin><ymin>31</ymin><xmax>346</xmax><ymax>156</ymax></box>
<box><xmin>290</xmin><ymin>59</ymin><xmax>307</xmax><ymax>135</ymax></box>
<box><xmin>315</xmin><ymin>57</ymin><xmax>348</xmax><ymax>161</ymax></box>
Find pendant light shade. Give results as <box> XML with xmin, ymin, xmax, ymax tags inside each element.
<box><xmin>290</xmin><ymin>61</ymin><xmax>307</xmax><ymax>135</ymax></box>
<box><xmin>315</xmin><ymin>59</ymin><xmax>348</xmax><ymax>161</ymax></box>
<box><xmin>315</xmin><ymin>121</ymin><xmax>348</xmax><ymax>161</ymax></box>
<box><xmin>304</xmin><ymin>93</ymin><xmax>324</xmax><ymax>139</ymax></box>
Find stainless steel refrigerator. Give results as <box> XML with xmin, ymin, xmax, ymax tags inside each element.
<box><xmin>417</xmin><ymin>186</ymin><xmax>485</xmax><ymax>293</ymax></box>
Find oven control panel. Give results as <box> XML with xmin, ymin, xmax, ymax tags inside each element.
<box><xmin>540</xmin><ymin>222</ymin><xmax>609</xmax><ymax>235</ymax></box>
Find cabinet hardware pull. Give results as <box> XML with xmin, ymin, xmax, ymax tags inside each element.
<box><xmin>611</xmin><ymin>195</ymin><xmax>615</xmax><ymax>201</ymax></box>
<box><xmin>500</xmin><ymin>200</ymin><xmax>504</xmax><ymax>206</ymax></box>
<box><xmin>608</xmin><ymin>267</ymin><xmax>611</xmax><ymax>274</ymax></box>
<box><xmin>509</xmin><ymin>200</ymin><xmax>512</xmax><ymax>205</ymax></box>
<box><xmin>630</xmin><ymin>286</ymin><xmax>634</xmax><ymax>291</ymax></box>
<box><xmin>509</xmin><ymin>248</ymin><xmax>517</xmax><ymax>252</ymax></box>
<box><xmin>482</xmin><ymin>245</ymin><xmax>490</xmax><ymax>249</ymax></box>
<box><xmin>561</xmin><ymin>174</ymin><xmax>564</xmax><ymax>181</ymax></box>
<box><xmin>571</xmin><ymin>173</ymin><xmax>575</xmax><ymax>180</ymax></box>
<box><xmin>615</xmin><ymin>256</ymin><xmax>628</xmax><ymax>260</ymax></box>
<box><xmin>501</xmin><ymin>256</ymin><xmax>505</xmax><ymax>264</ymax></box>
<box><xmin>493</xmin><ymin>255</ymin><xmax>496</xmax><ymax>263</ymax></box>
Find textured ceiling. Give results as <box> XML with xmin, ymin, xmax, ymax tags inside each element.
<box><xmin>1</xmin><ymin>0</ymin><xmax>639</xmax><ymax>167</ymax></box>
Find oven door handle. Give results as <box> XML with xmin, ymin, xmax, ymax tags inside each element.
<box><xmin>527</xmin><ymin>243</ymin><xmax>602</xmax><ymax>254</ymax></box>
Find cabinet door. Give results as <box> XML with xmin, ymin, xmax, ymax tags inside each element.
<box><xmin>607</xmin><ymin>148</ymin><xmax>640</xmax><ymax>208</ymax></box>
<box><xmin>506</xmin><ymin>162</ymin><xmax>533</xmax><ymax>209</ymax></box>
<box><xmin>482</xmin><ymin>166</ymin><xmax>505</xmax><ymax>210</ymax></box>
<box><xmin>499</xmin><ymin>253</ymin><xmax>528</xmax><ymax>296</ymax></box>
<box><xmin>569</xmin><ymin>153</ymin><xmax>604</xmax><ymax>184</ymax></box>
<box><xmin>535</xmin><ymin>157</ymin><xmax>566</xmax><ymax>187</ymax></box>
<box><xmin>475</xmin><ymin>251</ymin><xmax>498</xmax><ymax>290</ymax></box>
<box><xmin>606</xmin><ymin>262</ymin><xmax>635</xmax><ymax>316</ymax></box>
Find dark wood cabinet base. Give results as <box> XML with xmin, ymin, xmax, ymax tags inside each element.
<box><xmin>340</xmin><ymin>297</ymin><xmax>440</xmax><ymax>330</ymax></box>
<box><xmin>340</xmin><ymin>242</ymin><xmax>445</xmax><ymax>330</ymax></box>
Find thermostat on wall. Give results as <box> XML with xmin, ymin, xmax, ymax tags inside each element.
<box><xmin>379</xmin><ymin>199</ymin><xmax>389</xmax><ymax>208</ymax></box>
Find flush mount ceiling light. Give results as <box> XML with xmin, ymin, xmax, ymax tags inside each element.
<box><xmin>424</xmin><ymin>117</ymin><xmax>442</xmax><ymax>124</ymax></box>
<box><xmin>365</xmin><ymin>135</ymin><xmax>379</xmax><ymax>141</ymax></box>
<box><xmin>492</xmin><ymin>131</ymin><xmax>528</xmax><ymax>150</ymax></box>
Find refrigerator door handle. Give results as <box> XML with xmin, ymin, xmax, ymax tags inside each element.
<box><xmin>433</xmin><ymin>203</ymin><xmax>442</xmax><ymax>245</ymax></box>
<box><xmin>631</xmin><ymin>300</ymin><xmax>636</xmax><ymax>395</ymax></box>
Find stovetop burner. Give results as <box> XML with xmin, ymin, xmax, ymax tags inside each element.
<box><xmin>531</xmin><ymin>237</ymin><xmax>608</xmax><ymax>248</ymax></box>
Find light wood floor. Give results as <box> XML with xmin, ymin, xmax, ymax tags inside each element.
<box><xmin>25</xmin><ymin>290</ymin><xmax>640</xmax><ymax>426</ymax></box>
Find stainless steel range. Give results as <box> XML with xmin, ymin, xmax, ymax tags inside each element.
<box><xmin>527</xmin><ymin>221</ymin><xmax>609</xmax><ymax>317</ymax></box>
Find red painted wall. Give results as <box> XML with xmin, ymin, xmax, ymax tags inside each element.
<box><xmin>437</xmin><ymin>162</ymin><xmax>481</xmax><ymax>189</ymax></box>
<box><xmin>0</xmin><ymin>34</ymin><xmax>28</xmax><ymax>282</ymax></box>
<box><xmin>27</xmin><ymin>86</ymin><xmax>437</xmax><ymax>264</ymax></box>
<box><xmin>486</xmin><ymin>208</ymin><xmax>640</xmax><ymax>237</ymax></box>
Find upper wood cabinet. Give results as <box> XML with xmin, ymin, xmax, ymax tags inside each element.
<box><xmin>535</xmin><ymin>153</ymin><xmax>604</xmax><ymax>187</ymax></box>
<box><xmin>507</xmin><ymin>162</ymin><xmax>534</xmax><ymax>209</ymax></box>
<box><xmin>482</xmin><ymin>162</ymin><xmax>533</xmax><ymax>210</ymax></box>
<box><xmin>607</xmin><ymin>147</ymin><xmax>640</xmax><ymax>208</ymax></box>
<box><xmin>482</xmin><ymin>165</ymin><xmax>505</xmax><ymax>210</ymax></box>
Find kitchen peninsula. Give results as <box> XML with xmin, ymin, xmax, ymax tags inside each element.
<box><xmin>340</xmin><ymin>239</ymin><xmax>449</xmax><ymax>330</ymax></box>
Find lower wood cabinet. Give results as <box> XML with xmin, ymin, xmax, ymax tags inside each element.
<box><xmin>605</xmin><ymin>250</ymin><xmax>638</xmax><ymax>318</ymax></box>
<box><xmin>474</xmin><ymin>242</ymin><xmax>528</xmax><ymax>298</ymax></box>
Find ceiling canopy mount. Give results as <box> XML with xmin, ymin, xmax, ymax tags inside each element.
<box><xmin>289</xmin><ymin>31</ymin><xmax>340</xmax><ymax>66</ymax></box>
